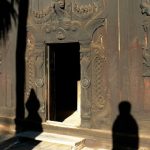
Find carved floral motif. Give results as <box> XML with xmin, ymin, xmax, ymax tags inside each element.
<box><xmin>56</xmin><ymin>28</ymin><xmax>66</xmax><ymax>40</ymax></box>
<box><xmin>81</xmin><ymin>78</ymin><xmax>91</xmax><ymax>88</ymax></box>
<box><xmin>32</xmin><ymin>6</ymin><xmax>53</xmax><ymax>23</ymax></box>
<box><xmin>141</xmin><ymin>0</ymin><xmax>150</xmax><ymax>16</ymax></box>
<box><xmin>31</xmin><ymin>0</ymin><xmax>104</xmax><ymax>23</ymax></box>
<box><xmin>73</xmin><ymin>0</ymin><xmax>98</xmax><ymax>19</ymax></box>
<box><xmin>27</xmin><ymin>32</ymin><xmax>35</xmax><ymax>51</ymax></box>
<box><xmin>31</xmin><ymin>0</ymin><xmax>71</xmax><ymax>24</ymax></box>
<box><xmin>34</xmin><ymin>54</ymin><xmax>44</xmax><ymax>88</ymax></box>
<box><xmin>30</xmin><ymin>0</ymin><xmax>105</xmax><ymax>43</ymax></box>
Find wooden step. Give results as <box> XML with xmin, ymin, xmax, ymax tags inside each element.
<box><xmin>17</xmin><ymin>131</ymin><xmax>85</xmax><ymax>150</ymax></box>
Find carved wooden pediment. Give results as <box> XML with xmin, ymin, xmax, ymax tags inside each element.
<box><xmin>29</xmin><ymin>0</ymin><xmax>106</xmax><ymax>42</ymax></box>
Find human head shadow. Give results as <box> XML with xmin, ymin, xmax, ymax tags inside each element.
<box><xmin>22</xmin><ymin>88</ymin><xmax>43</xmax><ymax>132</ymax></box>
<box><xmin>18</xmin><ymin>89</ymin><xmax>43</xmax><ymax>149</ymax></box>
<box><xmin>112</xmin><ymin>101</ymin><xmax>139</xmax><ymax>150</ymax></box>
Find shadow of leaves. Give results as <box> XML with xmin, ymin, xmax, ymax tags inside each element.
<box><xmin>0</xmin><ymin>0</ymin><xmax>18</xmax><ymax>41</ymax></box>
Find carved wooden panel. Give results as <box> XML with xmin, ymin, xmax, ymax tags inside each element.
<box><xmin>26</xmin><ymin>0</ymin><xmax>107</xmax><ymax>126</ymax></box>
<box><xmin>91</xmin><ymin>27</ymin><xmax>111</xmax><ymax>129</ymax></box>
<box><xmin>28</xmin><ymin>0</ymin><xmax>105</xmax><ymax>43</ymax></box>
<box><xmin>140</xmin><ymin>0</ymin><xmax>150</xmax><ymax>113</ymax></box>
<box><xmin>25</xmin><ymin>30</ymin><xmax>46</xmax><ymax>119</ymax></box>
<box><xmin>0</xmin><ymin>2</ymin><xmax>150</xmax><ymax>145</ymax></box>
<box><xmin>23</xmin><ymin>0</ymin><xmax>150</xmax><ymax>133</ymax></box>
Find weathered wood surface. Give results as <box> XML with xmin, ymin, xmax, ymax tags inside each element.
<box><xmin>0</xmin><ymin>0</ymin><xmax>150</xmax><ymax>139</ymax></box>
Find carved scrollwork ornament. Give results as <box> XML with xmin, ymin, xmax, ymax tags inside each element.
<box><xmin>31</xmin><ymin>0</ymin><xmax>71</xmax><ymax>24</ymax></box>
<box><xmin>35</xmin><ymin>78</ymin><xmax>44</xmax><ymax>87</ymax></box>
<box><xmin>91</xmin><ymin>95</ymin><xmax>105</xmax><ymax>112</ymax></box>
<box><xmin>71</xmin><ymin>21</ymin><xmax>81</xmax><ymax>31</ymax></box>
<box><xmin>25</xmin><ymin>31</ymin><xmax>35</xmax><ymax>100</ymax></box>
<box><xmin>72</xmin><ymin>0</ymin><xmax>101</xmax><ymax>19</ymax></box>
<box><xmin>141</xmin><ymin>0</ymin><xmax>150</xmax><ymax>16</ymax></box>
<box><xmin>27</xmin><ymin>32</ymin><xmax>35</xmax><ymax>51</ymax></box>
<box><xmin>56</xmin><ymin>28</ymin><xmax>66</xmax><ymax>40</ymax></box>
<box><xmin>81</xmin><ymin>78</ymin><xmax>91</xmax><ymax>88</ymax></box>
<box><xmin>32</xmin><ymin>5</ymin><xmax>53</xmax><ymax>24</ymax></box>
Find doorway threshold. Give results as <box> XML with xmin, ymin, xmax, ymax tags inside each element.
<box><xmin>46</xmin><ymin>110</ymin><xmax>81</xmax><ymax>128</ymax></box>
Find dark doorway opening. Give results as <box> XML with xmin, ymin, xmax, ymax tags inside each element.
<box><xmin>48</xmin><ymin>43</ymin><xmax>80</xmax><ymax>122</ymax></box>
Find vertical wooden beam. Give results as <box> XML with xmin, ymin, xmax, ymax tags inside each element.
<box><xmin>80</xmin><ymin>41</ymin><xmax>92</xmax><ymax>128</ymax></box>
<box><xmin>107</xmin><ymin>0</ymin><xmax>120</xmax><ymax>117</ymax></box>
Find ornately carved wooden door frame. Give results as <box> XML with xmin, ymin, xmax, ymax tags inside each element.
<box><xmin>25</xmin><ymin>0</ymin><xmax>111</xmax><ymax>128</ymax></box>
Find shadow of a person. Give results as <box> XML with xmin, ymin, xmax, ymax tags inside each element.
<box><xmin>0</xmin><ymin>89</ymin><xmax>43</xmax><ymax>149</ymax></box>
<box><xmin>112</xmin><ymin>101</ymin><xmax>139</xmax><ymax>150</ymax></box>
<box><xmin>23</xmin><ymin>88</ymin><xmax>43</xmax><ymax>132</ymax></box>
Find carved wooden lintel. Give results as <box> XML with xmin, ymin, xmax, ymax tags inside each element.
<box><xmin>31</xmin><ymin>0</ymin><xmax>104</xmax><ymax>22</ymax></box>
<box><xmin>30</xmin><ymin>0</ymin><xmax>105</xmax><ymax>43</ymax></box>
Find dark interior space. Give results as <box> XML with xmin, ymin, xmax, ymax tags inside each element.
<box><xmin>49</xmin><ymin>43</ymin><xmax>80</xmax><ymax>122</ymax></box>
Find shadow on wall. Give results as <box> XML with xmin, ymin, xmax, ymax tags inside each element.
<box><xmin>0</xmin><ymin>0</ymin><xmax>29</xmax><ymax>132</ymax></box>
<box><xmin>0</xmin><ymin>0</ymin><xmax>18</xmax><ymax>42</ymax></box>
<box><xmin>112</xmin><ymin>101</ymin><xmax>139</xmax><ymax>150</ymax></box>
<box><xmin>23</xmin><ymin>89</ymin><xmax>43</xmax><ymax>132</ymax></box>
<box><xmin>15</xmin><ymin>0</ymin><xmax>29</xmax><ymax>132</ymax></box>
<box><xmin>0</xmin><ymin>0</ymin><xmax>42</xmax><ymax>132</ymax></box>
<box><xmin>0</xmin><ymin>0</ymin><xmax>27</xmax><ymax>132</ymax></box>
<box><xmin>0</xmin><ymin>1</ymin><xmax>43</xmax><ymax>149</ymax></box>
<box><xmin>0</xmin><ymin>89</ymin><xmax>43</xmax><ymax>149</ymax></box>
